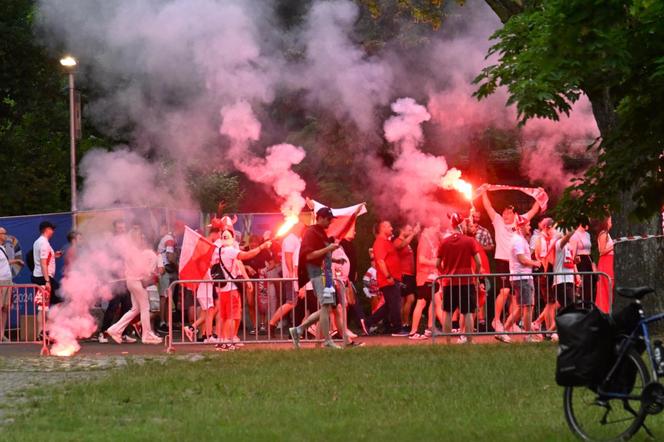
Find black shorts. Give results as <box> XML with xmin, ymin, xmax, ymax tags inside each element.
<box><xmin>31</xmin><ymin>276</ymin><xmax>61</xmax><ymax>305</ymax></box>
<box><xmin>443</xmin><ymin>285</ymin><xmax>477</xmax><ymax>314</ymax></box>
<box><xmin>416</xmin><ymin>283</ymin><xmax>438</xmax><ymax>302</ymax></box>
<box><xmin>552</xmin><ymin>283</ymin><xmax>575</xmax><ymax>308</ymax></box>
<box><xmin>495</xmin><ymin>259</ymin><xmax>511</xmax><ymax>291</ymax></box>
<box><xmin>401</xmin><ymin>275</ymin><xmax>416</xmax><ymax>296</ymax></box>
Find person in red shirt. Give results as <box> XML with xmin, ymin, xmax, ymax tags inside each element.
<box><xmin>361</xmin><ymin>220</ymin><xmax>406</xmax><ymax>336</ymax></box>
<box><xmin>436</xmin><ymin>215</ymin><xmax>483</xmax><ymax>344</ymax></box>
<box><xmin>393</xmin><ymin>223</ymin><xmax>420</xmax><ymax>333</ymax></box>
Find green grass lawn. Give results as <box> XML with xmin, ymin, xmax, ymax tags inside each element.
<box><xmin>2</xmin><ymin>344</ymin><xmax>663</xmax><ymax>441</ymax></box>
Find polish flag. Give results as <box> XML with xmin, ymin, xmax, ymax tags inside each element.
<box><xmin>311</xmin><ymin>200</ymin><xmax>367</xmax><ymax>240</ymax></box>
<box><xmin>179</xmin><ymin>226</ymin><xmax>216</xmax><ymax>290</ymax></box>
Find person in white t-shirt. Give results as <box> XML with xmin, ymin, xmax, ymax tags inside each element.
<box><xmin>497</xmin><ymin>215</ymin><xmax>542</xmax><ymax>343</ymax></box>
<box><xmin>267</xmin><ymin>226</ymin><xmax>303</xmax><ymax>334</ymax></box>
<box><xmin>156</xmin><ymin>224</ymin><xmax>177</xmax><ymax>332</ymax></box>
<box><xmin>0</xmin><ymin>227</ymin><xmax>24</xmax><ymax>341</ymax></box>
<box><xmin>106</xmin><ymin>224</ymin><xmax>164</xmax><ymax>345</ymax></box>
<box><xmin>214</xmin><ymin>228</ymin><xmax>271</xmax><ymax>350</ymax></box>
<box><xmin>551</xmin><ymin>230</ymin><xmax>577</xmax><ymax>311</ymax></box>
<box><xmin>481</xmin><ymin>190</ymin><xmax>541</xmax><ymax>333</ymax></box>
<box><xmin>184</xmin><ymin>227</ymin><xmax>221</xmax><ymax>343</ymax></box>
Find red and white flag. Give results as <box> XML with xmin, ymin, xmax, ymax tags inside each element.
<box><xmin>312</xmin><ymin>200</ymin><xmax>368</xmax><ymax>240</ymax></box>
<box><xmin>179</xmin><ymin>226</ymin><xmax>216</xmax><ymax>290</ymax></box>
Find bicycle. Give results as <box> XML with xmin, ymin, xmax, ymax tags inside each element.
<box><xmin>563</xmin><ymin>286</ymin><xmax>664</xmax><ymax>441</ymax></box>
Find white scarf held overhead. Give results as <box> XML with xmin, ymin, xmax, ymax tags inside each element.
<box><xmin>474</xmin><ymin>184</ymin><xmax>549</xmax><ymax>212</ymax></box>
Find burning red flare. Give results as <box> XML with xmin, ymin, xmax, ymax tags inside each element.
<box><xmin>453</xmin><ymin>179</ymin><xmax>473</xmax><ymax>201</ymax></box>
<box><xmin>275</xmin><ymin>215</ymin><xmax>299</xmax><ymax>238</ymax></box>
<box><xmin>50</xmin><ymin>342</ymin><xmax>80</xmax><ymax>357</ymax></box>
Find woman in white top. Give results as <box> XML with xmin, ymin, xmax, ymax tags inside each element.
<box><xmin>107</xmin><ymin>225</ymin><xmax>163</xmax><ymax>344</ymax></box>
<box><xmin>596</xmin><ymin>216</ymin><xmax>614</xmax><ymax>313</ymax></box>
<box><xmin>571</xmin><ymin>217</ymin><xmax>596</xmax><ymax>302</ymax></box>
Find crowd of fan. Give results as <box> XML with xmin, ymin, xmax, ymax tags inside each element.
<box><xmin>0</xmin><ymin>189</ymin><xmax>615</xmax><ymax>349</ymax></box>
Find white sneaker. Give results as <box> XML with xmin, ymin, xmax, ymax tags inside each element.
<box><xmin>551</xmin><ymin>333</ymin><xmax>559</xmax><ymax>342</ymax></box>
<box><xmin>289</xmin><ymin>326</ymin><xmax>301</xmax><ymax>349</ymax></box>
<box><xmin>531</xmin><ymin>321</ymin><xmax>542</xmax><ymax>332</ymax></box>
<box><xmin>122</xmin><ymin>334</ymin><xmax>137</xmax><ymax>343</ymax></box>
<box><xmin>106</xmin><ymin>330</ymin><xmax>122</xmax><ymax>344</ymax></box>
<box><xmin>495</xmin><ymin>334</ymin><xmax>512</xmax><ymax>343</ymax></box>
<box><xmin>345</xmin><ymin>329</ymin><xmax>358</xmax><ymax>339</ymax></box>
<box><xmin>525</xmin><ymin>334</ymin><xmax>542</xmax><ymax>343</ymax></box>
<box><xmin>204</xmin><ymin>336</ymin><xmax>220</xmax><ymax>344</ymax></box>
<box><xmin>142</xmin><ymin>334</ymin><xmax>163</xmax><ymax>344</ymax></box>
<box><xmin>323</xmin><ymin>340</ymin><xmax>343</xmax><ymax>349</ymax></box>
<box><xmin>184</xmin><ymin>326</ymin><xmax>195</xmax><ymax>342</ymax></box>
<box><xmin>98</xmin><ymin>333</ymin><xmax>108</xmax><ymax>344</ymax></box>
<box><xmin>457</xmin><ymin>335</ymin><xmax>468</xmax><ymax>344</ymax></box>
<box><xmin>231</xmin><ymin>336</ymin><xmax>244</xmax><ymax>347</ymax></box>
<box><xmin>510</xmin><ymin>324</ymin><xmax>522</xmax><ymax>333</ymax></box>
<box><xmin>492</xmin><ymin>319</ymin><xmax>504</xmax><ymax>333</ymax></box>
<box><xmin>451</xmin><ymin>328</ymin><xmax>460</xmax><ymax>334</ymax></box>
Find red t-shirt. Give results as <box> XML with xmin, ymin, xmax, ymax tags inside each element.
<box><xmin>373</xmin><ymin>236</ymin><xmax>402</xmax><ymax>288</ymax></box>
<box><xmin>437</xmin><ymin>233</ymin><xmax>482</xmax><ymax>286</ymax></box>
<box><xmin>394</xmin><ymin>238</ymin><xmax>415</xmax><ymax>276</ymax></box>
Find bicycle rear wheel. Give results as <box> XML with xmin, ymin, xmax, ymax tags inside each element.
<box><xmin>563</xmin><ymin>349</ymin><xmax>650</xmax><ymax>441</ymax></box>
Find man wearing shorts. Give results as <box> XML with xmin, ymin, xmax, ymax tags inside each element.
<box><xmin>497</xmin><ymin>215</ymin><xmax>542</xmax><ymax>343</ymax></box>
<box><xmin>436</xmin><ymin>216</ymin><xmax>483</xmax><ymax>344</ymax></box>
<box><xmin>551</xmin><ymin>229</ymin><xmax>577</xmax><ymax>311</ymax></box>
<box><xmin>481</xmin><ymin>190</ymin><xmax>540</xmax><ymax>332</ymax></box>
<box><xmin>393</xmin><ymin>223</ymin><xmax>420</xmax><ymax>335</ymax></box>
<box><xmin>290</xmin><ymin>207</ymin><xmax>343</xmax><ymax>349</ymax></box>
<box><xmin>184</xmin><ymin>227</ymin><xmax>221</xmax><ymax>343</ymax></box>
<box><xmin>409</xmin><ymin>219</ymin><xmax>443</xmax><ymax>340</ymax></box>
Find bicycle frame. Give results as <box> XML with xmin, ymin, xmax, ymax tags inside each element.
<box><xmin>597</xmin><ymin>302</ymin><xmax>664</xmax><ymax>399</ymax></box>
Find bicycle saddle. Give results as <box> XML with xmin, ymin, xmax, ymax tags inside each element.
<box><xmin>616</xmin><ymin>286</ymin><xmax>655</xmax><ymax>299</ymax></box>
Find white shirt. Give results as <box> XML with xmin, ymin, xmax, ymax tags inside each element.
<box><xmin>571</xmin><ymin>230</ymin><xmax>592</xmax><ymax>256</ymax></box>
<box><xmin>493</xmin><ymin>216</ymin><xmax>518</xmax><ymax>261</ymax></box>
<box><xmin>125</xmin><ymin>249</ymin><xmax>162</xmax><ymax>281</ymax></box>
<box><xmin>33</xmin><ymin>235</ymin><xmax>55</xmax><ymax>278</ymax></box>
<box><xmin>509</xmin><ymin>234</ymin><xmax>533</xmax><ymax>281</ymax></box>
<box><xmin>157</xmin><ymin>233</ymin><xmax>176</xmax><ymax>266</ymax></box>
<box><xmin>553</xmin><ymin>238</ymin><xmax>575</xmax><ymax>285</ymax></box>
<box><xmin>0</xmin><ymin>245</ymin><xmax>12</xmax><ymax>280</ymax></box>
<box><xmin>281</xmin><ymin>233</ymin><xmax>300</xmax><ymax>278</ymax></box>
<box><xmin>213</xmin><ymin>240</ymin><xmax>241</xmax><ymax>293</ymax></box>
<box><xmin>332</xmin><ymin>247</ymin><xmax>350</xmax><ymax>282</ymax></box>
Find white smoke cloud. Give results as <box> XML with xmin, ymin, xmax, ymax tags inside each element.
<box><xmin>219</xmin><ymin>101</ymin><xmax>306</xmax><ymax>216</ymax></box>
<box><xmin>297</xmin><ymin>0</ymin><xmax>393</xmax><ymax>132</ymax></box>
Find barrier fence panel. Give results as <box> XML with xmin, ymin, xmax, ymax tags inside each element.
<box><xmin>166</xmin><ymin>278</ymin><xmax>349</xmax><ymax>350</ymax></box>
<box><xmin>0</xmin><ymin>284</ymin><xmax>49</xmax><ymax>351</ymax></box>
<box><xmin>429</xmin><ymin>271</ymin><xmax>612</xmax><ymax>342</ymax></box>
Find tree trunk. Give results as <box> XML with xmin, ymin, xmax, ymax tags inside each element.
<box><xmin>484</xmin><ymin>0</ymin><xmax>524</xmax><ymax>23</ymax></box>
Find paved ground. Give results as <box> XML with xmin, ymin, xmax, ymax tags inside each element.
<box><xmin>0</xmin><ymin>333</ymin><xmax>508</xmax><ymax>358</ymax></box>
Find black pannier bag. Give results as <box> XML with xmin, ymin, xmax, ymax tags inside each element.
<box><xmin>555</xmin><ymin>303</ymin><xmax>614</xmax><ymax>387</ymax></box>
<box><xmin>604</xmin><ymin>302</ymin><xmax>644</xmax><ymax>394</ymax></box>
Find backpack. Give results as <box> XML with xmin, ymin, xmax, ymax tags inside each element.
<box><xmin>555</xmin><ymin>303</ymin><xmax>614</xmax><ymax>387</ymax></box>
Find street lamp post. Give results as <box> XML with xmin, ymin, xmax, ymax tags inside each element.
<box><xmin>60</xmin><ymin>55</ymin><xmax>78</xmax><ymax>228</ymax></box>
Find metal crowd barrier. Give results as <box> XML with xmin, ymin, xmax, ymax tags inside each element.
<box><xmin>429</xmin><ymin>271</ymin><xmax>612</xmax><ymax>341</ymax></box>
<box><xmin>0</xmin><ymin>284</ymin><xmax>50</xmax><ymax>354</ymax></box>
<box><xmin>165</xmin><ymin>278</ymin><xmax>349</xmax><ymax>352</ymax></box>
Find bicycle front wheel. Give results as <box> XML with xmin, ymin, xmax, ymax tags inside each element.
<box><xmin>563</xmin><ymin>349</ymin><xmax>650</xmax><ymax>441</ymax></box>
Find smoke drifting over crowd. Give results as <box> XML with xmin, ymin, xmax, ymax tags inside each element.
<box><xmin>35</xmin><ymin>0</ymin><xmax>599</xmax><ymax>352</ymax></box>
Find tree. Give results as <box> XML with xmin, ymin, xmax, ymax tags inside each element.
<box><xmin>188</xmin><ymin>172</ymin><xmax>244</xmax><ymax>214</ymax></box>
<box><xmin>474</xmin><ymin>0</ymin><xmax>664</xmax><ymax>221</ymax></box>
<box><xmin>0</xmin><ymin>1</ymin><xmax>108</xmax><ymax>216</ymax></box>
<box><xmin>474</xmin><ymin>0</ymin><xmax>664</xmax><ymax>306</ymax></box>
